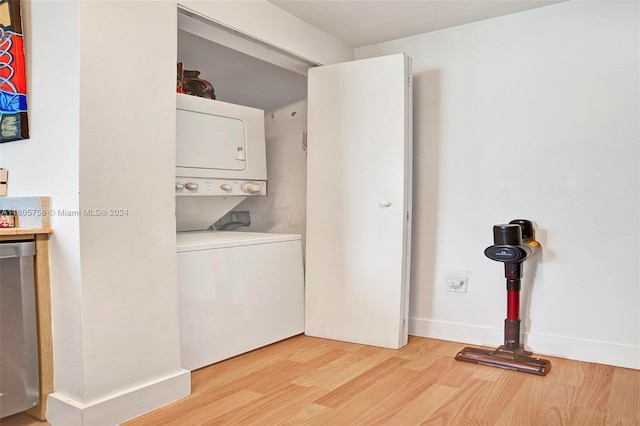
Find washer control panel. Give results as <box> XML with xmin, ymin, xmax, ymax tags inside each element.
<box><xmin>176</xmin><ymin>177</ymin><xmax>267</xmax><ymax>196</ymax></box>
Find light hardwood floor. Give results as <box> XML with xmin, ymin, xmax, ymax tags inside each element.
<box><xmin>4</xmin><ymin>335</ymin><xmax>639</xmax><ymax>425</ymax></box>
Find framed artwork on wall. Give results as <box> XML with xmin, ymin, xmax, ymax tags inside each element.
<box><xmin>0</xmin><ymin>0</ymin><xmax>28</xmax><ymax>143</ymax></box>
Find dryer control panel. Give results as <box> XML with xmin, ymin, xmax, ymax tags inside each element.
<box><xmin>175</xmin><ymin>177</ymin><xmax>267</xmax><ymax>197</ymax></box>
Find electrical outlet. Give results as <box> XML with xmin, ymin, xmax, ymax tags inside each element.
<box><xmin>445</xmin><ymin>269</ymin><xmax>469</xmax><ymax>293</ymax></box>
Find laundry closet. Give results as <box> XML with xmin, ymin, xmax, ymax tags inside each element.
<box><xmin>175</xmin><ymin>5</ymin><xmax>414</xmax><ymax>369</ymax></box>
<box><xmin>175</xmin><ymin>7</ymin><xmax>315</xmax><ymax>370</ymax></box>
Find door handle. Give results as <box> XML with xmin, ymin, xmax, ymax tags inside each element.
<box><xmin>378</xmin><ymin>201</ymin><xmax>392</xmax><ymax>207</ymax></box>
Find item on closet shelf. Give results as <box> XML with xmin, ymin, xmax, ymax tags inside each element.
<box><xmin>455</xmin><ymin>219</ymin><xmax>550</xmax><ymax>376</ymax></box>
<box><xmin>177</xmin><ymin>62</ymin><xmax>185</xmax><ymax>93</ymax></box>
<box><xmin>182</xmin><ymin>69</ymin><xmax>216</xmax><ymax>100</ymax></box>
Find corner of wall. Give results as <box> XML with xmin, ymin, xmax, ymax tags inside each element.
<box><xmin>46</xmin><ymin>370</ymin><xmax>190</xmax><ymax>426</ymax></box>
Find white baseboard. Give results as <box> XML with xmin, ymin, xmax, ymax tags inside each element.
<box><xmin>409</xmin><ymin>317</ymin><xmax>639</xmax><ymax>370</ymax></box>
<box><xmin>46</xmin><ymin>369</ymin><xmax>191</xmax><ymax>426</ymax></box>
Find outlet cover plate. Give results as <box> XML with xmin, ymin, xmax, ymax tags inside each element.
<box><xmin>445</xmin><ymin>269</ymin><xmax>469</xmax><ymax>293</ymax></box>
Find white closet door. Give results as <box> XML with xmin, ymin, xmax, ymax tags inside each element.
<box><xmin>305</xmin><ymin>53</ymin><xmax>412</xmax><ymax>349</ymax></box>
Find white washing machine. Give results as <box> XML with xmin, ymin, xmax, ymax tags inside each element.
<box><xmin>177</xmin><ymin>231</ymin><xmax>304</xmax><ymax>371</ymax></box>
<box><xmin>175</xmin><ymin>94</ymin><xmax>304</xmax><ymax>371</ymax></box>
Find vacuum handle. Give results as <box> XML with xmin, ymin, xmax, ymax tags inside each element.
<box><xmin>493</xmin><ymin>224</ymin><xmax>522</xmax><ymax>245</ymax></box>
<box><xmin>509</xmin><ymin>219</ymin><xmax>535</xmax><ymax>240</ymax></box>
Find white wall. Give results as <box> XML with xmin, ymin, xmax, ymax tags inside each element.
<box><xmin>236</xmin><ymin>100</ymin><xmax>308</xmax><ymax>249</ymax></box>
<box><xmin>73</xmin><ymin>0</ymin><xmax>188</xmax><ymax>407</ymax></box>
<box><xmin>357</xmin><ymin>1</ymin><xmax>639</xmax><ymax>369</ymax></box>
<box><xmin>2</xmin><ymin>1</ymin><xmax>191</xmax><ymax>425</ymax></box>
<box><xmin>0</xmin><ymin>0</ymin><xmax>85</xmax><ymax>398</ymax></box>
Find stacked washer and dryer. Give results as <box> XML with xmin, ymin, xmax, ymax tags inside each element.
<box><xmin>175</xmin><ymin>93</ymin><xmax>305</xmax><ymax>371</ymax></box>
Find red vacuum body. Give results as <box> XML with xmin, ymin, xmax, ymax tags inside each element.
<box><xmin>455</xmin><ymin>219</ymin><xmax>550</xmax><ymax>375</ymax></box>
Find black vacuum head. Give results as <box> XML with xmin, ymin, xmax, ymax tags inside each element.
<box><xmin>456</xmin><ymin>346</ymin><xmax>551</xmax><ymax>376</ymax></box>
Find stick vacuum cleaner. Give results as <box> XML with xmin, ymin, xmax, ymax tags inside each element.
<box><xmin>455</xmin><ymin>219</ymin><xmax>551</xmax><ymax>376</ymax></box>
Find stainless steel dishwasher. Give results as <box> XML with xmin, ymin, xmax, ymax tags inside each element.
<box><xmin>0</xmin><ymin>240</ymin><xmax>40</xmax><ymax>418</ymax></box>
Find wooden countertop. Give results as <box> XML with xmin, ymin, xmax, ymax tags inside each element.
<box><xmin>0</xmin><ymin>227</ymin><xmax>53</xmax><ymax>237</ymax></box>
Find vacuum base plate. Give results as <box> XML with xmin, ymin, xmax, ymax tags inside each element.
<box><xmin>455</xmin><ymin>346</ymin><xmax>551</xmax><ymax>376</ymax></box>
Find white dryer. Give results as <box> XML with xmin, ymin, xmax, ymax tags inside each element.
<box><xmin>175</xmin><ymin>94</ymin><xmax>304</xmax><ymax>371</ymax></box>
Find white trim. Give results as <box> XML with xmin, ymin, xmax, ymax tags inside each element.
<box><xmin>46</xmin><ymin>370</ymin><xmax>190</xmax><ymax>426</ymax></box>
<box><xmin>178</xmin><ymin>5</ymin><xmax>321</xmax><ymax>68</ymax></box>
<box><xmin>177</xmin><ymin>0</ymin><xmax>353</xmax><ymax>66</ymax></box>
<box><xmin>410</xmin><ymin>318</ymin><xmax>640</xmax><ymax>370</ymax></box>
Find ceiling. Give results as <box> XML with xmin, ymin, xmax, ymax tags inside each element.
<box><xmin>179</xmin><ymin>0</ymin><xmax>567</xmax><ymax>111</ymax></box>
<box><xmin>268</xmin><ymin>0</ymin><xmax>566</xmax><ymax>47</ymax></box>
